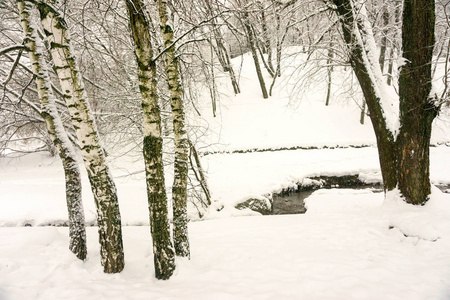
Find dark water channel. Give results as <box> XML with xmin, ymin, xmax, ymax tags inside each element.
<box><xmin>272</xmin><ymin>190</ymin><xmax>313</xmax><ymax>214</ymax></box>
<box><xmin>270</xmin><ymin>175</ymin><xmax>450</xmax><ymax>215</ymax></box>
<box><xmin>271</xmin><ymin>186</ymin><xmax>383</xmax><ymax>215</ymax></box>
<box><xmin>270</xmin><ymin>175</ymin><xmax>382</xmax><ymax>215</ymax></box>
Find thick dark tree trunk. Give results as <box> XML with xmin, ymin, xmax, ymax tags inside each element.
<box><xmin>397</xmin><ymin>0</ymin><xmax>437</xmax><ymax>204</ymax></box>
<box><xmin>331</xmin><ymin>0</ymin><xmax>438</xmax><ymax>205</ymax></box>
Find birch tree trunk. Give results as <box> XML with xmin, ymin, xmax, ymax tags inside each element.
<box><xmin>17</xmin><ymin>0</ymin><xmax>86</xmax><ymax>261</ymax></box>
<box><xmin>125</xmin><ymin>0</ymin><xmax>176</xmax><ymax>279</ymax></box>
<box><xmin>37</xmin><ymin>0</ymin><xmax>124</xmax><ymax>273</ymax></box>
<box><xmin>156</xmin><ymin>0</ymin><xmax>190</xmax><ymax>258</ymax></box>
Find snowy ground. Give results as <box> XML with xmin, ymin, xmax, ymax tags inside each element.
<box><xmin>1</xmin><ymin>50</ymin><xmax>450</xmax><ymax>299</ymax></box>
<box><xmin>1</xmin><ymin>188</ymin><xmax>450</xmax><ymax>300</ymax></box>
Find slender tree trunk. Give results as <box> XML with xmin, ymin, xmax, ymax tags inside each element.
<box><xmin>396</xmin><ymin>0</ymin><xmax>437</xmax><ymax>204</ymax></box>
<box><xmin>156</xmin><ymin>0</ymin><xmax>190</xmax><ymax>258</ymax></box>
<box><xmin>386</xmin><ymin>46</ymin><xmax>394</xmax><ymax>86</ymax></box>
<box><xmin>257</xmin><ymin>45</ymin><xmax>275</xmax><ymax>78</ymax></box>
<box><xmin>208</xmin><ymin>43</ymin><xmax>218</xmax><ymax>117</ymax></box>
<box><xmin>125</xmin><ymin>0</ymin><xmax>176</xmax><ymax>279</ymax></box>
<box><xmin>387</xmin><ymin>3</ymin><xmax>401</xmax><ymax>86</ymax></box>
<box><xmin>269</xmin><ymin>11</ymin><xmax>290</xmax><ymax>96</ymax></box>
<box><xmin>220</xmin><ymin>42</ymin><xmax>241</xmax><ymax>94</ymax></box>
<box><xmin>37</xmin><ymin>0</ymin><xmax>124</xmax><ymax>273</ymax></box>
<box><xmin>188</xmin><ymin>140</ymin><xmax>211</xmax><ymax>206</ymax></box>
<box><xmin>378</xmin><ymin>7</ymin><xmax>389</xmax><ymax>74</ymax></box>
<box><xmin>325</xmin><ymin>36</ymin><xmax>334</xmax><ymax>106</ymax></box>
<box><xmin>360</xmin><ymin>100</ymin><xmax>366</xmax><ymax>125</ymax></box>
<box><xmin>256</xmin><ymin>4</ymin><xmax>275</xmax><ymax>78</ymax></box>
<box><xmin>18</xmin><ymin>0</ymin><xmax>86</xmax><ymax>261</ymax></box>
<box><xmin>242</xmin><ymin>11</ymin><xmax>269</xmax><ymax>99</ymax></box>
<box><xmin>203</xmin><ymin>0</ymin><xmax>240</xmax><ymax>94</ymax></box>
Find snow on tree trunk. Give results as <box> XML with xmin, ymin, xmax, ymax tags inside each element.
<box><xmin>125</xmin><ymin>0</ymin><xmax>176</xmax><ymax>279</ymax></box>
<box><xmin>156</xmin><ymin>0</ymin><xmax>190</xmax><ymax>258</ymax></box>
<box><xmin>37</xmin><ymin>0</ymin><xmax>124</xmax><ymax>273</ymax></box>
<box><xmin>330</xmin><ymin>0</ymin><xmax>439</xmax><ymax>205</ymax></box>
<box><xmin>17</xmin><ymin>0</ymin><xmax>87</xmax><ymax>261</ymax></box>
<box><xmin>331</xmin><ymin>0</ymin><xmax>398</xmax><ymax>191</ymax></box>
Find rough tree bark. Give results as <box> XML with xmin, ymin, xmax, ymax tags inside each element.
<box><xmin>37</xmin><ymin>0</ymin><xmax>124</xmax><ymax>273</ymax></box>
<box><xmin>396</xmin><ymin>0</ymin><xmax>437</xmax><ymax>204</ymax></box>
<box><xmin>125</xmin><ymin>0</ymin><xmax>176</xmax><ymax>279</ymax></box>
<box><xmin>17</xmin><ymin>0</ymin><xmax>87</xmax><ymax>260</ymax></box>
<box><xmin>330</xmin><ymin>0</ymin><xmax>438</xmax><ymax>204</ymax></box>
<box><xmin>155</xmin><ymin>0</ymin><xmax>190</xmax><ymax>258</ymax></box>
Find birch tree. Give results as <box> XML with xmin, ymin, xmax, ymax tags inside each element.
<box><xmin>125</xmin><ymin>0</ymin><xmax>176</xmax><ymax>280</ymax></box>
<box><xmin>155</xmin><ymin>0</ymin><xmax>190</xmax><ymax>258</ymax></box>
<box><xmin>17</xmin><ymin>0</ymin><xmax>87</xmax><ymax>260</ymax></box>
<box><xmin>36</xmin><ymin>0</ymin><xmax>124</xmax><ymax>273</ymax></box>
<box><xmin>328</xmin><ymin>0</ymin><xmax>439</xmax><ymax>204</ymax></box>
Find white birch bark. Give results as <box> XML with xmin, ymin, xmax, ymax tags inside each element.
<box><xmin>125</xmin><ymin>0</ymin><xmax>176</xmax><ymax>279</ymax></box>
<box><xmin>36</xmin><ymin>0</ymin><xmax>124</xmax><ymax>273</ymax></box>
<box><xmin>17</xmin><ymin>0</ymin><xmax>87</xmax><ymax>261</ymax></box>
<box><xmin>156</xmin><ymin>0</ymin><xmax>190</xmax><ymax>258</ymax></box>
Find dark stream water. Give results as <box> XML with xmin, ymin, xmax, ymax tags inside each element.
<box><xmin>270</xmin><ymin>178</ymin><xmax>449</xmax><ymax>215</ymax></box>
